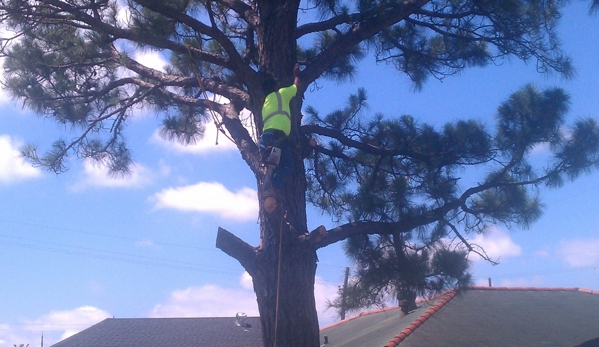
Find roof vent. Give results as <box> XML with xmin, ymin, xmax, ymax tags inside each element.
<box><xmin>235</xmin><ymin>312</ymin><xmax>251</xmax><ymax>331</ymax></box>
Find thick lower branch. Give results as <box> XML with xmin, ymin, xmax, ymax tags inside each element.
<box><xmin>315</xmin><ymin>221</ymin><xmax>399</xmax><ymax>249</ymax></box>
<box><xmin>218</xmin><ymin>103</ymin><xmax>262</xmax><ymax>174</ymax></box>
<box><xmin>216</xmin><ymin>227</ymin><xmax>257</xmax><ymax>272</ymax></box>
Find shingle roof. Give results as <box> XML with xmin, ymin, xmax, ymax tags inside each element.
<box><xmin>320</xmin><ymin>287</ymin><xmax>599</xmax><ymax>347</ymax></box>
<box><xmin>50</xmin><ymin>317</ymin><xmax>263</xmax><ymax>347</ymax></box>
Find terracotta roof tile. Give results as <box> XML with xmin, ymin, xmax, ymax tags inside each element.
<box><xmin>321</xmin><ymin>286</ymin><xmax>599</xmax><ymax>347</ymax></box>
<box><xmin>380</xmin><ymin>286</ymin><xmax>599</xmax><ymax>347</ymax></box>
<box><xmin>319</xmin><ymin>305</ymin><xmax>398</xmax><ymax>330</ymax></box>
<box><xmin>383</xmin><ymin>290</ymin><xmax>457</xmax><ymax>347</ymax></box>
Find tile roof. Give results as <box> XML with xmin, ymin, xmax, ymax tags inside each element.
<box><xmin>319</xmin><ymin>294</ymin><xmax>447</xmax><ymax>347</ymax></box>
<box><xmin>50</xmin><ymin>317</ymin><xmax>263</xmax><ymax>347</ymax></box>
<box><xmin>320</xmin><ymin>287</ymin><xmax>599</xmax><ymax>347</ymax></box>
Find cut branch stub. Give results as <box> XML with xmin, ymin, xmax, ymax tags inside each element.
<box><xmin>216</xmin><ymin>227</ymin><xmax>257</xmax><ymax>273</ymax></box>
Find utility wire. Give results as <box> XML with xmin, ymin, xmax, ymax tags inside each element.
<box><xmin>0</xmin><ymin>232</ymin><xmax>239</xmax><ymax>275</ymax></box>
<box><xmin>0</xmin><ymin>218</ymin><xmax>216</xmax><ymax>252</ymax></box>
<box><xmin>0</xmin><ymin>217</ymin><xmax>352</xmax><ymax>269</ymax></box>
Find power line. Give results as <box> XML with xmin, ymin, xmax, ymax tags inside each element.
<box><xmin>0</xmin><ymin>232</ymin><xmax>240</xmax><ymax>275</ymax></box>
<box><xmin>0</xmin><ymin>218</ymin><xmax>217</xmax><ymax>252</ymax></box>
<box><xmin>0</xmin><ymin>217</ymin><xmax>353</xmax><ymax>277</ymax></box>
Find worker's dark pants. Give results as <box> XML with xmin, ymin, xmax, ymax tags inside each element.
<box><xmin>259</xmin><ymin>129</ymin><xmax>293</xmax><ymax>189</ymax></box>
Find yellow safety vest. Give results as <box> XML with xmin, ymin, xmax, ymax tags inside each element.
<box><xmin>261</xmin><ymin>84</ymin><xmax>297</xmax><ymax>136</ymax></box>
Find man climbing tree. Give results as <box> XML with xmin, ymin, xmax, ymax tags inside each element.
<box><xmin>1</xmin><ymin>1</ymin><xmax>599</xmax><ymax>347</ymax></box>
<box><xmin>260</xmin><ymin>63</ymin><xmax>302</xmax><ymax>213</ymax></box>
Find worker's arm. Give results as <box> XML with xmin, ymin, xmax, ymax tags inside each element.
<box><xmin>293</xmin><ymin>63</ymin><xmax>302</xmax><ymax>90</ymax></box>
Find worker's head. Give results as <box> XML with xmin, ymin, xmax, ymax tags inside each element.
<box><xmin>261</xmin><ymin>77</ymin><xmax>277</xmax><ymax>96</ymax></box>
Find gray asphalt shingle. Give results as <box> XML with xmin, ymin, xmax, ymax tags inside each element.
<box><xmin>50</xmin><ymin>317</ymin><xmax>263</xmax><ymax>347</ymax></box>
<box><xmin>49</xmin><ymin>288</ymin><xmax>599</xmax><ymax>347</ymax></box>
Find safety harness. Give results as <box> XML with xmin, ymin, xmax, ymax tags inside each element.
<box><xmin>263</xmin><ymin>91</ymin><xmax>291</xmax><ymax>127</ymax></box>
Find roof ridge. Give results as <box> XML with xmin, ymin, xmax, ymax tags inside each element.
<box><xmin>320</xmin><ymin>305</ymin><xmax>399</xmax><ymax>330</ymax></box>
<box><xmin>383</xmin><ymin>290</ymin><xmax>458</xmax><ymax>347</ymax></box>
<box><xmin>320</xmin><ymin>290</ymin><xmax>455</xmax><ymax>331</ymax></box>
<box><xmin>320</xmin><ymin>286</ymin><xmax>598</xmax><ymax>334</ymax></box>
<box><xmin>468</xmin><ymin>286</ymin><xmax>598</xmax><ymax>294</ymax></box>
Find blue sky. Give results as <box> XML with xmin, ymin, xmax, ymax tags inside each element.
<box><xmin>1</xmin><ymin>2</ymin><xmax>599</xmax><ymax>346</ymax></box>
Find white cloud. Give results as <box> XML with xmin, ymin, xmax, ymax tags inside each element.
<box><xmin>149</xmin><ymin>284</ymin><xmax>259</xmax><ymax>318</ymax></box>
<box><xmin>474</xmin><ymin>276</ymin><xmax>545</xmax><ymax>288</ymax></box>
<box><xmin>150</xmin><ymin>181</ymin><xmax>258</xmax><ymax>221</ymax></box>
<box><xmin>0</xmin><ymin>61</ymin><xmax>10</xmax><ymax>104</ymax></box>
<box><xmin>148</xmin><ymin>106</ymin><xmax>256</xmax><ymax>155</ymax></box>
<box><xmin>530</xmin><ymin>141</ymin><xmax>550</xmax><ymax>155</ymax></box>
<box><xmin>240</xmin><ymin>271</ymin><xmax>253</xmax><ymax>290</ymax></box>
<box><xmin>150</xmin><ymin>273</ymin><xmax>340</xmax><ymax>326</ymax></box>
<box><xmin>0</xmin><ymin>306</ymin><xmax>111</xmax><ymax>347</ymax></box>
<box><xmin>133</xmin><ymin>51</ymin><xmax>167</xmax><ymax>73</ymax></box>
<box><xmin>558</xmin><ymin>238</ymin><xmax>599</xmax><ymax>267</ymax></box>
<box><xmin>70</xmin><ymin>160</ymin><xmax>153</xmax><ymax>191</ymax></box>
<box><xmin>115</xmin><ymin>2</ymin><xmax>131</xmax><ymax>28</ymax></box>
<box><xmin>467</xmin><ymin>226</ymin><xmax>522</xmax><ymax>261</ymax></box>
<box><xmin>150</xmin><ymin>126</ymin><xmax>237</xmax><ymax>155</ymax></box>
<box><xmin>30</xmin><ymin>306</ymin><xmax>111</xmax><ymax>341</ymax></box>
<box><xmin>314</xmin><ymin>276</ymin><xmax>341</xmax><ymax>326</ymax></box>
<box><xmin>0</xmin><ymin>135</ymin><xmax>42</xmax><ymax>184</ymax></box>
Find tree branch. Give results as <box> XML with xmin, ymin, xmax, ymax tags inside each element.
<box><xmin>315</xmin><ymin>221</ymin><xmax>399</xmax><ymax>249</ymax></box>
<box><xmin>296</xmin><ymin>12</ymin><xmax>356</xmax><ymax>38</ymax></box>
<box><xmin>216</xmin><ymin>226</ymin><xmax>257</xmax><ymax>272</ymax></box>
<box><xmin>301</xmin><ymin>0</ymin><xmax>431</xmax><ymax>86</ymax></box>
<box><xmin>446</xmin><ymin>221</ymin><xmax>499</xmax><ymax>265</ymax></box>
<box><xmin>41</xmin><ymin>0</ymin><xmax>233</xmax><ymax>69</ymax></box>
<box><xmin>301</xmin><ymin>123</ymin><xmax>429</xmax><ymax>162</ymax></box>
<box><xmin>213</xmin><ymin>0</ymin><xmax>260</xmax><ymax>27</ymax></box>
<box><xmin>131</xmin><ymin>0</ymin><xmax>256</xmax><ymax>84</ymax></box>
<box><xmin>115</xmin><ymin>46</ymin><xmax>250</xmax><ymax>105</ymax></box>
<box><xmin>217</xmin><ymin>103</ymin><xmax>263</xmax><ymax>174</ymax></box>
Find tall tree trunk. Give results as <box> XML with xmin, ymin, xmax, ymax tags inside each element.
<box><xmin>217</xmin><ymin>216</ymin><xmax>322</xmax><ymax>347</ymax></box>
<box><xmin>252</xmin><ymin>222</ymin><xmax>320</xmax><ymax>347</ymax></box>
<box><xmin>218</xmin><ymin>2</ymin><xmax>321</xmax><ymax>346</ymax></box>
<box><xmin>217</xmin><ymin>121</ymin><xmax>320</xmax><ymax>347</ymax></box>
<box><xmin>256</xmin><ymin>0</ymin><xmax>300</xmax><ymax>76</ymax></box>
<box><xmin>217</xmin><ymin>97</ymin><xmax>320</xmax><ymax>347</ymax></box>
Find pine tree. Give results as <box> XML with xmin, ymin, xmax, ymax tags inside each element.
<box><xmin>1</xmin><ymin>1</ymin><xmax>598</xmax><ymax>346</ymax></box>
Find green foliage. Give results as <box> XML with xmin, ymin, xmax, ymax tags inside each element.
<box><xmin>362</xmin><ymin>0</ymin><xmax>574</xmax><ymax>89</ymax></box>
<box><xmin>0</xmin><ymin>0</ymin><xmax>582</xmax><ymax>174</ymax></box>
<box><xmin>329</xmin><ymin>231</ymin><xmax>472</xmax><ymax>314</ymax></box>
<box><xmin>1</xmin><ymin>16</ymin><xmax>133</xmax><ymax>173</ymax></box>
<box><xmin>299</xmin><ymin>30</ymin><xmax>366</xmax><ymax>83</ymax></box>
<box><xmin>1</xmin><ymin>0</ymin><xmax>598</xmax><ymax>328</ymax></box>
<box><xmin>160</xmin><ymin>112</ymin><xmax>207</xmax><ymax>145</ymax></box>
<box><xmin>309</xmin><ymin>84</ymin><xmax>599</xmax><ymax>315</ymax></box>
<box><xmin>496</xmin><ymin>84</ymin><xmax>569</xmax><ymax>154</ymax></box>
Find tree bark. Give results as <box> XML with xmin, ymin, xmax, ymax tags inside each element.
<box><xmin>217</xmin><ymin>223</ymin><xmax>321</xmax><ymax>347</ymax></box>
<box><xmin>217</xmin><ymin>2</ymin><xmax>321</xmax><ymax>345</ymax></box>
<box><xmin>217</xmin><ymin>0</ymin><xmax>330</xmax><ymax>347</ymax></box>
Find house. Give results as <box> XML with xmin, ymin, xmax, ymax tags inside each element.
<box><xmin>50</xmin><ymin>287</ymin><xmax>599</xmax><ymax>347</ymax></box>
<box><xmin>320</xmin><ymin>287</ymin><xmax>599</xmax><ymax>347</ymax></box>
<box><xmin>50</xmin><ymin>314</ymin><xmax>262</xmax><ymax>347</ymax></box>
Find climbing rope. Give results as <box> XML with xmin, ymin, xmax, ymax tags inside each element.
<box><xmin>273</xmin><ymin>216</ymin><xmax>284</xmax><ymax>347</ymax></box>
<box><xmin>187</xmin><ymin>45</ymin><xmax>285</xmax><ymax>345</ymax></box>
